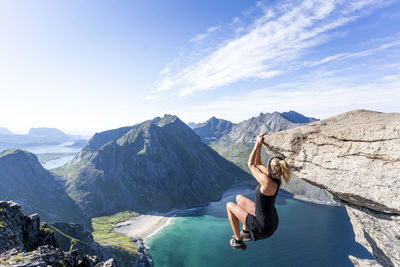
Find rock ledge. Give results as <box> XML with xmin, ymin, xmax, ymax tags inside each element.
<box><xmin>262</xmin><ymin>110</ymin><xmax>400</xmax><ymax>267</ymax></box>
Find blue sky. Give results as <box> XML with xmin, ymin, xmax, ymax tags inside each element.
<box><xmin>1</xmin><ymin>0</ymin><xmax>399</xmax><ymax>135</ymax></box>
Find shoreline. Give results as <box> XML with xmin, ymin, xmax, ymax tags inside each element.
<box><xmin>113</xmin><ymin>184</ymin><xmax>337</xmax><ymax>245</ymax></box>
<box><xmin>113</xmin><ymin>182</ymin><xmax>256</xmax><ymax>243</ymax></box>
<box><xmin>114</xmin><ymin>211</ymin><xmax>177</xmax><ymax>241</ymax></box>
<box><xmin>146</xmin><ymin>215</ymin><xmax>175</xmax><ymax>239</ymax></box>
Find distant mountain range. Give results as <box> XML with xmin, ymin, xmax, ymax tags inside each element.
<box><xmin>0</xmin><ymin>111</ymin><xmax>328</xmax><ymax>227</ymax></box>
<box><xmin>198</xmin><ymin>111</ymin><xmax>305</xmax><ymax>170</ymax></box>
<box><xmin>193</xmin><ymin>111</ymin><xmax>317</xmax><ymax>144</ymax></box>
<box><xmin>0</xmin><ymin>127</ymin><xmax>81</xmax><ymax>150</ymax></box>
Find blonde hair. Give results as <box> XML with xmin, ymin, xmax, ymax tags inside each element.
<box><xmin>270</xmin><ymin>158</ymin><xmax>291</xmax><ymax>184</ymax></box>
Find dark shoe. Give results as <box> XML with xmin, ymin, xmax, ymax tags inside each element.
<box><xmin>230</xmin><ymin>236</ymin><xmax>247</xmax><ymax>250</ymax></box>
<box><xmin>240</xmin><ymin>229</ymin><xmax>252</xmax><ymax>242</ymax></box>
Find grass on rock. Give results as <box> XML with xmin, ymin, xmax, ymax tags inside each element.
<box><xmin>91</xmin><ymin>211</ymin><xmax>139</xmax><ymax>255</ymax></box>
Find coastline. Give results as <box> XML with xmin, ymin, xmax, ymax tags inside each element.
<box><xmin>113</xmin><ymin>183</ymin><xmax>337</xmax><ymax>245</ymax></box>
<box><xmin>113</xmin><ymin>182</ymin><xmax>256</xmax><ymax>242</ymax></box>
<box><xmin>114</xmin><ymin>211</ymin><xmax>177</xmax><ymax>241</ymax></box>
<box><xmin>111</xmin><ymin>183</ymin><xmax>340</xmax><ymax>266</ymax></box>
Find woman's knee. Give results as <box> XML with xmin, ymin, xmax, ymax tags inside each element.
<box><xmin>236</xmin><ymin>195</ymin><xmax>244</xmax><ymax>204</ymax></box>
<box><xmin>226</xmin><ymin>201</ymin><xmax>234</xmax><ymax>211</ymax></box>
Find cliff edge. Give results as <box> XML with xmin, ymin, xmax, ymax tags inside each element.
<box><xmin>0</xmin><ymin>201</ymin><xmax>117</xmax><ymax>266</ymax></box>
<box><xmin>261</xmin><ymin>109</ymin><xmax>399</xmax><ymax>267</ymax></box>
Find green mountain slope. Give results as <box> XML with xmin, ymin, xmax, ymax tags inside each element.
<box><xmin>0</xmin><ymin>149</ymin><xmax>87</xmax><ymax>224</ymax></box>
<box><xmin>54</xmin><ymin>115</ymin><xmax>252</xmax><ymax>218</ymax></box>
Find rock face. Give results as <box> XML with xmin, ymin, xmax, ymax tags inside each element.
<box><xmin>46</xmin><ymin>222</ymin><xmax>113</xmax><ymax>262</ymax></box>
<box><xmin>134</xmin><ymin>237</ymin><xmax>153</xmax><ymax>267</ymax></box>
<box><xmin>0</xmin><ymin>149</ymin><xmax>87</xmax><ymax>225</ymax></box>
<box><xmin>0</xmin><ymin>201</ymin><xmax>116</xmax><ymax>266</ymax></box>
<box><xmin>55</xmin><ymin>114</ymin><xmax>252</xmax><ymax>217</ymax></box>
<box><xmin>0</xmin><ymin>201</ymin><xmax>57</xmax><ymax>254</ymax></box>
<box><xmin>349</xmin><ymin>255</ymin><xmax>382</xmax><ymax>267</ymax></box>
<box><xmin>261</xmin><ymin>110</ymin><xmax>400</xmax><ymax>267</ymax></box>
<box><xmin>344</xmin><ymin>204</ymin><xmax>399</xmax><ymax>267</ymax></box>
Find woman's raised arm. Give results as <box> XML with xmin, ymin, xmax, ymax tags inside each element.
<box><xmin>248</xmin><ymin>134</ymin><xmax>272</xmax><ymax>187</ymax></box>
<box><xmin>247</xmin><ymin>134</ymin><xmax>264</xmax><ymax>168</ymax></box>
<box><xmin>255</xmin><ymin>137</ymin><xmax>262</xmax><ymax>166</ymax></box>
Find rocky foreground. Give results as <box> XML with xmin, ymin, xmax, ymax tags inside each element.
<box><xmin>262</xmin><ymin>110</ymin><xmax>399</xmax><ymax>267</ymax></box>
<box><xmin>0</xmin><ymin>201</ymin><xmax>117</xmax><ymax>266</ymax></box>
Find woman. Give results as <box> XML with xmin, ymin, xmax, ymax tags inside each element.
<box><xmin>226</xmin><ymin>133</ymin><xmax>291</xmax><ymax>250</ymax></box>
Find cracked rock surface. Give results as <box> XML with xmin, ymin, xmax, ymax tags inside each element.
<box><xmin>262</xmin><ymin>110</ymin><xmax>400</xmax><ymax>267</ymax></box>
<box><xmin>0</xmin><ymin>201</ymin><xmax>118</xmax><ymax>266</ymax></box>
<box><xmin>345</xmin><ymin>204</ymin><xmax>399</xmax><ymax>267</ymax></box>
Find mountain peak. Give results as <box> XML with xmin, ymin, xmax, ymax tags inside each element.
<box><xmin>58</xmin><ymin>114</ymin><xmax>251</xmax><ymax>217</ymax></box>
<box><xmin>193</xmin><ymin>117</ymin><xmax>234</xmax><ymax>144</ymax></box>
<box><xmin>281</xmin><ymin>110</ymin><xmax>318</xmax><ymax>123</ymax></box>
<box><xmin>158</xmin><ymin>114</ymin><xmax>180</xmax><ymax>126</ymax></box>
<box><xmin>0</xmin><ymin>148</ymin><xmax>37</xmax><ymax>162</ymax></box>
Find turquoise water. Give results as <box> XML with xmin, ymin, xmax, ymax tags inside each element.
<box><xmin>147</xmin><ymin>186</ymin><xmax>373</xmax><ymax>267</ymax></box>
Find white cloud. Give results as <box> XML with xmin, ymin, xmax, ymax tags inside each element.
<box><xmin>182</xmin><ymin>75</ymin><xmax>400</xmax><ymax>122</ymax></box>
<box><xmin>307</xmin><ymin>40</ymin><xmax>400</xmax><ymax>67</ymax></box>
<box><xmin>154</xmin><ymin>0</ymin><xmax>386</xmax><ymax>97</ymax></box>
<box><xmin>189</xmin><ymin>26</ymin><xmax>219</xmax><ymax>43</ymax></box>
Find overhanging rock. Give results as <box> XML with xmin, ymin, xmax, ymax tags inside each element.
<box><xmin>262</xmin><ymin>109</ymin><xmax>400</xmax><ymax>266</ymax></box>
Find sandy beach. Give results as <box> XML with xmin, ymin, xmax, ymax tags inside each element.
<box><xmin>114</xmin><ymin>213</ymin><xmax>176</xmax><ymax>240</ymax></box>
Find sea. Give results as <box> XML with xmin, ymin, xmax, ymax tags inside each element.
<box><xmin>22</xmin><ymin>142</ymin><xmax>83</xmax><ymax>169</ymax></box>
<box><xmin>147</xmin><ymin>185</ymin><xmax>373</xmax><ymax>267</ymax></box>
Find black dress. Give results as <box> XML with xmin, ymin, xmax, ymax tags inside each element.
<box><xmin>245</xmin><ymin>178</ymin><xmax>281</xmax><ymax>241</ymax></box>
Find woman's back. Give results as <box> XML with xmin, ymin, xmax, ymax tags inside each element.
<box><xmin>255</xmin><ymin>178</ymin><xmax>281</xmax><ymax>213</ymax></box>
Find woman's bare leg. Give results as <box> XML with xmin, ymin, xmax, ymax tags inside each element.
<box><xmin>226</xmin><ymin>202</ymin><xmax>249</xmax><ymax>240</ymax></box>
<box><xmin>236</xmin><ymin>195</ymin><xmax>255</xmax><ymax>231</ymax></box>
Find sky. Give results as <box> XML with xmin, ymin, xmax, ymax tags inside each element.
<box><xmin>0</xmin><ymin>0</ymin><xmax>399</xmax><ymax>135</ymax></box>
